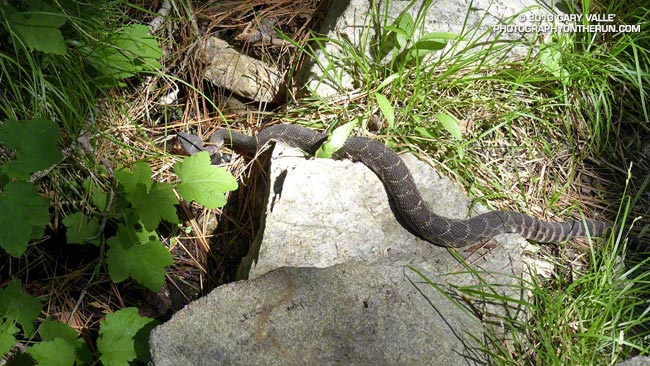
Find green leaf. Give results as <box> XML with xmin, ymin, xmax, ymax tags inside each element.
<box><xmin>3</xmin><ymin>0</ymin><xmax>67</xmax><ymax>55</ymax></box>
<box><xmin>106</xmin><ymin>226</ymin><xmax>173</xmax><ymax>291</ymax></box>
<box><xmin>415</xmin><ymin>126</ymin><xmax>435</xmax><ymax>138</ymax></box>
<box><xmin>62</xmin><ymin>212</ymin><xmax>101</xmax><ymax>245</ymax></box>
<box><xmin>115</xmin><ymin>161</ymin><xmax>153</xmax><ymax>193</ymax></box>
<box><xmin>175</xmin><ymin>152</ymin><xmax>238</xmax><ymax>209</ymax></box>
<box><xmin>113</xmin><ymin>24</ymin><xmax>162</xmax><ymax>69</ymax></box>
<box><xmin>404</xmin><ymin>40</ymin><xmax>446</xmax><ymax>65</ymax></box>
<box><xmin>0</xmin><ymin>181</ymin><xmax>50</xmax><ymax>257</ymax></box>
<box><xmin>38</xmin><ymin>319</ymin><xmax>77</xmax><ymax>343</ymax></box>
<box><xmin>315</xmin><ymin>121</ymin><xmax>357</xmax><ymax>158</ymax></box>
<box><xmin>0</xmin><ymin>118</ymin><xmax>62</xmax><ymax>180</ymax></box>
<box><xmin>80</xmin><ymin>24</ymin><xmax>162</xmax><ymax>86</ymax></box>
<box><xmin>133</xmin><ymin>320</ymin><xmax>158</xmax><ymax>363</ymax></box>
<box><xmin>384</xmin><ymin>25</ymin><xmax>409</xmax><ymax>48</ymax></box>
<box><xmin>395</xmin><ymin>12</ymin><xmax>414</xmax><ymax>48</ymax></box>
<box><xmin>539</xmin><ymin>42</ymin><xmax>570</xmax><ymax>82</ymax></box>
<box><xmin>38</xmin><ymin>319</ymin><xmax>93</xmax><ymax>364</ymax></box>
<box><xmin>128</xmin><ymin>183</ymin><xmax>179</xmax><ymax>231</ymax></box>
<box><xmin>435</xmin><ymin>113</ymin><xmax>462</xmax><ymax>140</ymax></box>
<box><xmin>375</xmin><ymin>93</ymin><xmax>395</xmax><ymax>129</ymax></box>
<box><xmin>399</xmin><ymin>32</ymin><xmax>456</xmax><ymax>67</ymax></box>
<box><xmin>419</xmin><ymin>31</ymin><xmax>459</xmax><ymax>42</ymax></box>
<box><xmin>117</xmin><ymin>161</ymin><xmax>180</xmax><ymax>230</ymax></box>
<box><xmin>376</xmin><ymin>73</ymin><xmax>400</xmax><ymax>91</ymax></box>
<box><xmin>97</xmin><ymin>308</ymin><xmax>155</xmax><ymax>366</ymax></box>
<box><xmin>0</xmin><ymin>280</ymin><xmax>42</xmax><ymax>336</ymax></box>
<box><xmin>0</xmin><ymin>318</ymin><xmax>19</xmax><ymax>356</ymax></box>
<box><xmin>28</xmin><ymin>338</ymin><xmax>76</xmax><ymax>366</ymax></box>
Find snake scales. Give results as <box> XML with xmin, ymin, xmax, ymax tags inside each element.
<box><xmin>179</xmin><ymin>124</ymin><xmax>610</xmax><ymax>247</ymax></box>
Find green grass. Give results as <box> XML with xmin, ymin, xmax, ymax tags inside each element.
<box><xmin>289</xmin><ymin>0</ymin><xmax>649</xmax><ymax>217</ymax></box>
<box><xmin>474</xmin><ymin>195</ymin><xmax>650</xmax><ymax>366</ymax></box>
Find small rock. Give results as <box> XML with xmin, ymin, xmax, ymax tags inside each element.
<box><xmin>200</xmin><ymin>37</ymin><xmax>282</xmax><ymax>102</ymax></box>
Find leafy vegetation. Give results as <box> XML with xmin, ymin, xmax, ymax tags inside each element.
<box><xmin>2</xmin><ymin>0</ymin><xmax>68</xmax><ymax>55</ymax></box>
<box><xmin>78</xmin><ymin>24</ymin><xmax>162</xmax><ymax>87</ymax></box>
<box><xmin>1</xmin><ymin>131</ymin><xmax>236</xmax><ymax>290</ymax></box>
<box><xmin>1</xmin><ymin>279</ymin><xmax>156</xmax><ymax>366</ymax></box>
<box><xmin>0</xmin><ymin>0</ymin><xmax>237</xmax><ymax>363</ymax></box>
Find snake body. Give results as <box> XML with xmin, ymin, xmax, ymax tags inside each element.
<box><xmin>185</xmin><ymin>124</ymin><xmax>610</xmax><ymax>247</ymax></box>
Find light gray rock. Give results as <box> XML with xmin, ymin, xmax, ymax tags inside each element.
<box><xmin>246</xmin><ymin>145</ymin><xmax>528</xmax><ymax>286</ymax></box>
<box><xmin>238</xmin><ymin>143</ymin><xmax>530</xmax><ymax>338</ymax></box>
<box><xmin>150</xmin><ymin>261</ymin><xmax>490</xmax><ymax>366</ymax></box>
<box><xmin>149</xmin><ymin>142</ymin><xmax>531</xmax><ymax>366</ymax></box>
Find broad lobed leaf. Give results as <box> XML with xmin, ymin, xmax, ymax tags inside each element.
<box><xmin>0</xmin><ymin>280</ymin><xmax>42</xmax><ymax>336</ymax></box>
<box><xmin>97</xmin><ymin>308</ymin><xmax>156</xmax><ymax>366</ymax></box>
<box><xmin>106</xmin><ymin>226</ymin><xmax>173</xmax><ymax>291</ymax></box>
<box><xmin>0</xmin><ymin>118</ymin><xmax>62</xmax><ymax>180</ymax></box>
<box><xmin>175</xmin><ymin>152</ymin><xmax>238</xmax><ymax>209</ymax></box>
<box><xmin>0</xmin><ymin>182</ymin><xmax>50</xmax><ymax>257</ymax></box>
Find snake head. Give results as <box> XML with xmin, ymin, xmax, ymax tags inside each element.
<box><xmin>177</xmin><ymin>131</ymin><xmax>223</xmax><ymax>163</ymax></box>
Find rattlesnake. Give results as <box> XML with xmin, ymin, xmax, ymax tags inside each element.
<box><xmin>178</xmin><ymin>124</ymin><xmax>610</xmax><ymax>247</ymax></box>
